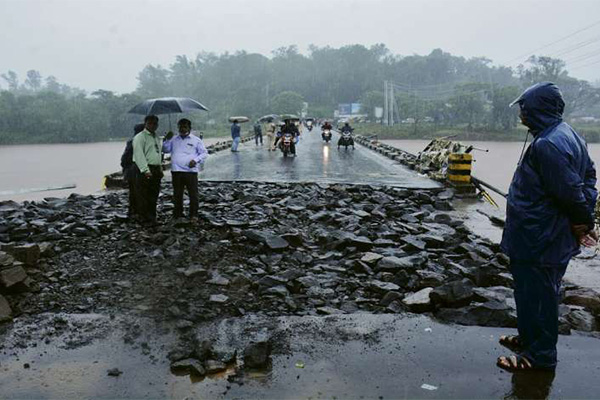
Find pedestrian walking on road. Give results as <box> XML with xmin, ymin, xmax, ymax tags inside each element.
<box><xmin>254</xmin><ymin>121</ymin><xmax>263</xmax><ymax>146</ymax></box>
<box><xmin>266</xmin><ymin>119</ymin><xmax>276</xmax><ymax>150</ymax></box>
<box><xmin>498</xmin><ymin>82</ymin><xmax>597</xmax><ymax>372</ymax></box>
<box><xmin>133</xmin><ymin>115</ymin><xmax>163</xmax><ymax>226</ymax></box>
<box><xmin>231</xmin><ymin>120</ymin><xmax>241</xmax><ymax>152</ymax></box>
<box><xmin>162</xmin><ymin>118</ymin><xmax>208</xmax><ymax>221</ymax></box>
<box><xmin>121</xmin><ymin>123</ymin><xmax>145</xmax><ymax>220</ymax></box>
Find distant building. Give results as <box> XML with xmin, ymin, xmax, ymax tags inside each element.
<box><xmin>337</xmin><ymin>103</ymin><xmax>366</xmax><ymax>121</ymax></box>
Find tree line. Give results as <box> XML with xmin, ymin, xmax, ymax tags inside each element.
<box><xmin>1</xmin><ymin>45</ymin><xmax>599</xmax><ymax>144</ymax></box>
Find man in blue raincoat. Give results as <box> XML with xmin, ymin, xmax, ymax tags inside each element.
<box><xmin>498</xmin><ymin>82</ymin><xmax>597</xmax><ymax>371</ymax></box>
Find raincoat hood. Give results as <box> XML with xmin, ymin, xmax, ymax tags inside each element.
<box><xmin>511</xmin><ymin>82</ymin><xmax>565</xmax><ymax>135</ymax></box>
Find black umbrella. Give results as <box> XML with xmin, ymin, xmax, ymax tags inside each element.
<box><xmin>128</xmin><ymin>97</ymin><xmax>209</xmax><ymax>115</ymax></box>
<box><xmin>258</xmin><ymin>114</ymin><xmax>279</xmax><ymax>123</ymax></box>
<box><xmin>128</xmin><ymin>97</ymin><xmax>209</xmax><ymax>130</ymax></box>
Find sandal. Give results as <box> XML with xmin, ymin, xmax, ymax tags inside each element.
<box><xmin>497</xmin><ymin>355</ymin><xmax>534</xmax><ymax>372</ymax></box>
<box><xmin>499</xmin><ymin>335</ymin><xmax>522</xmax><ymax>352</ymax></box>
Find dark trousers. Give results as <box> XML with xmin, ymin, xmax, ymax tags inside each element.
<box><xmin>510</xmin><ymin>262</ymin><xmax>568</xmax><ymax>369</ymax></box>
<box><xmin>127</xmin><ymin>179</ymin><xmax>136</xmax><ymax>217</ymax></box>
<box><xmin>172</xmin><ymin>171</ymin><xmax>198</xmax><ymax>218</ymax></box>
<box><xmin>123</xmin><ymin>167</ymin><xmax>137</xmax><ymax>218</ymax></box>
<box><xmin>255</xmin><ymin>132</ymin><xmax>263</xmax><ymax>145</ymax></box>
<box><xmin>134</xmin><ymin>165</ymin><xmax>162</xmax><ymax>223</ymax></box>
<box><xmin>338</xmin><ymin>137</ymin><xmax>354</xmax><ymax>147</ymax></box>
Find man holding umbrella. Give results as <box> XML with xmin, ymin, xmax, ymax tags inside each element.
<box><xmin>127</xmin><ymin>97</ymin><xmax>209</xmax><ymax>224</ymax></box>
<box><xmin>231</xmin><ymin>119</ymin><xmax>241</xmax><ymax>152</ymax></box>
<box><xmin>133</xmin><ymin>115</ymin><xmax>163</xmax><ymax>226</ymax></box>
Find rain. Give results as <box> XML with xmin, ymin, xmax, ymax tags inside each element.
<box><xmin>1</xmin><ymin>0</ymin><xmax>600</xmax><ymax>398</ymax></box>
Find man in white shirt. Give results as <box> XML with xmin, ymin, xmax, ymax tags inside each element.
<box><xmin>162</xmin><ymin>118</ymin><xmax>208</xmax><ymax>220</ymax></box>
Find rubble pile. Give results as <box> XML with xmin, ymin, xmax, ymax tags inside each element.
<box><xmin>0</xmin><ymin>181</ymin><xmax>599</xmax><ymax>339</ymax></box>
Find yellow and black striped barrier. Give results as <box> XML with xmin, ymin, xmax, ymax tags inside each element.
<box><xmin>447</xmin><ymin>153</ymin><xmax>476</xmax><ymax>195</ymax></box>
<box><xmin>447</xmin><ymin>153</ymin><xmax>472</xmax><ymax>184</ymax></box>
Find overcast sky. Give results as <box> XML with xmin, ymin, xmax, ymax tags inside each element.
<box><xmin>1</xmin><ymin>0</ymin><xmax>600</xmax><ymax>93</ymax></box>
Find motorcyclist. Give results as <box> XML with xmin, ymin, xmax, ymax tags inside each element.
<box><xmin>273</xmin><ymin>119</ymin><xmax>299</xmax><ymax>155</ymax></box>
<box><xmin>321</xmin><ymin>120</ymin><xmax>333</xmax><ymax>141</ymax></box>
<box><xmin>340</xmin><ymin>122</ymin><xmax>354</xmax><ymax>133</ymax></box>
<box><xmin>338</xmin><ymin>122</ymin><xmax>355</xmax><ymax>149</ymax></box>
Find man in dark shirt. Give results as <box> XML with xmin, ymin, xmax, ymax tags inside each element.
<box><xmin>253</xmin><ymin>121</ymin><xmax>263</xmax><ymax>146</ymax></box>
<box><xmin>274</xmin><ymin>119</ymin><xmax>299</xmax><ymax>156</ymax></box>
<box><xmin>121</xmin><ymin>123</ymin><xmax>145</xmax><ymax>220</ymax></box>
<box><xmin>231</xmin><ymin>120</ymin><xmax>241</xmax><ymax>152</ymax></box>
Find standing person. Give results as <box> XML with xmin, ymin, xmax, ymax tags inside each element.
<box><xmin>265</xmin><ymin>118</ymin><xmax>276</xmax><ymax>151</ymax></box>
<box><xmin>121</xmin><ymin>123</ymin><xmax>145</xmax><ymax>220</ymax></box>
<box><xmin>497</xmin><ymin>82</ymin><xmax>597</xmax><ymax>372</ymax></box>
<box><xmin>253</xmin><ymin>121</ymin><xmax>263</xmax><ymax>146</ymax></box>
<box><xmin>133</xmin><ymin>115</ymin><xmax>163</xmax><ymax>226</ymax></box>
<box><xmin>162</xmin><ymin>118</ymin><xmax>208</xmax><ymax>221</ymax></box>
<box><xmin>231</xmin><ymin>119</ymin><xmax>241</xmax><ymax>152</ymax></box>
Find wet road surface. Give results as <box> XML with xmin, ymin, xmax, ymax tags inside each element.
<box><xmin>1</xmin><ymin>314</ymin><xmax>599</xmax><ymax>399</ymax></box>
<box><xmin>197</xmin><ymin>128</ymin><xmax>440</xmax><ymax>189</ymax></box>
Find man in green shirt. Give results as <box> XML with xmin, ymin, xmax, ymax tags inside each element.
<box><xmin>133</xmin><ymin>115</ymin><xmax>163</xmax><ymax>225</ymax></box>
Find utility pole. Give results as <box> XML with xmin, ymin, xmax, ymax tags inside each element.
<box><xmin>390</xmin><ymin>83</ymin><xmax>395</xmax><ymax>126</ymax></box>
<box><xmin>383</xmin><ymin>80</ymin><xmax>388</xmax><ymax>126</ymax></box>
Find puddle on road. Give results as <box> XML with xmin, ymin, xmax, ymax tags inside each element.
<box><xmin>2</xmin><ymin>313</ymin><xmax>599</xmax><ymax>399</ymax></box>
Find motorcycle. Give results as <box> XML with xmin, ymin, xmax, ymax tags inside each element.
<box><xmin>338</xmin><ymin>130</ymin><xmax>355</xmax><ymax>150</ymax></box>
<box><xmin>279</xmin><ymin>132</ymin><xmax>294</xmax><ymax>157</ymax></box>
<box><xmin>322</xmin><ymin>129</ymin><xmax>332</xmax><ymax>143</ymax></box>
<box><xmin>306</xmin><ymin>120</ymin><xmax>313</xmax><ymax>131</ymax></box>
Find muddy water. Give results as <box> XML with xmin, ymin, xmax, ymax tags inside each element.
<box><xmin>383</xmin><ymin>139</ymin><xmax>600</xmax><ymax>207</ymax></box>
<box><xmin>0</xmin><ymin>138</ymin><xmax>222</xmax><ymax>203</ymax></box>
<box><xmin>3</xmin><ymin>138</ymin><xmax>599</xmax><ymax>204</ymax></box>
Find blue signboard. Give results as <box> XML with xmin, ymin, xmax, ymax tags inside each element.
<box><xmin>338</xmin><ymin>104</ymin><xmax>352</xmax><ymax>114</ymax></box>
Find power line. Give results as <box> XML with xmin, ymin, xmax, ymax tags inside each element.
<box><xmin>570</xmin><ymin>56</ymin><xmax>600</xmax><ymax>71</ymax></box>
<box><xmin>505</xmin><ymin>18</ymin><xmax>600</xmax><ymax>66</ymax></box>
<box><xmin>390</xmin><ymin>84</ymin><xmax>490</xmax><ymax>101</ymax></box>
<box><xmin>564</xmin><ymin>47</ymin><xmax>600</xmax><ymax>64</ymax></box>
<box><xmin>548</xmin><ymin>35</ymin><xmax>600</xmax><ymax>58</ymax></box>
<box><xmin>569</xmin><ymin>55</ymin><xmax>600</xmax><ymax>69</ymax></box>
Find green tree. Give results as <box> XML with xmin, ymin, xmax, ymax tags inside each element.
<box><xmin>1</xmin><ymin>71</ymin><xmax>19</xmax><ymax>92</ymax></box>
<box><xmin>271</xmin><ymin>91</ymin><xmax>304</xmax><ymax>115</ymax></box>
<box><xmin>518</xmin><ymin>55</ymin><xmax>600</xmax><ymax>117</ymax></box>
<box><xmin>136</xmin><ymin>65</ymin><xmax>170</xmax><ymax>98</ymax></box>
<box><xmin>490</xmin><ymin>86</ymin><xmax>520</xmax><ymax>130</ymax></box>
<box><xmin>25</xmin><ymin>70</ymin><xmax>42</xmax><ymax>92</ymax></box>
<box><xmin>449</xmin><ymin>83</ymin><xmax>488</xmax><ymax>131</ymax></box>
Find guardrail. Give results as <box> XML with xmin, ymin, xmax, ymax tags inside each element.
<box><xmin>352</xmin><ymin>134</ymin><xmax>507</xmax><ymax>200</ymax></box>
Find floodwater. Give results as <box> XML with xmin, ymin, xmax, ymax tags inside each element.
<box><xmin>383</xmin><ymin>139</ymin><xmax>600</xmax><ymax>206</ymax></box>
<box><xmin>0</xmin><ymin>138</ymin><xmax>221</xmax><ymax>202</ymax></box>
<box><xmin>2</xmin><ymin>136</ymin><xmax>600</xmax><ymax>204</ymax></box>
